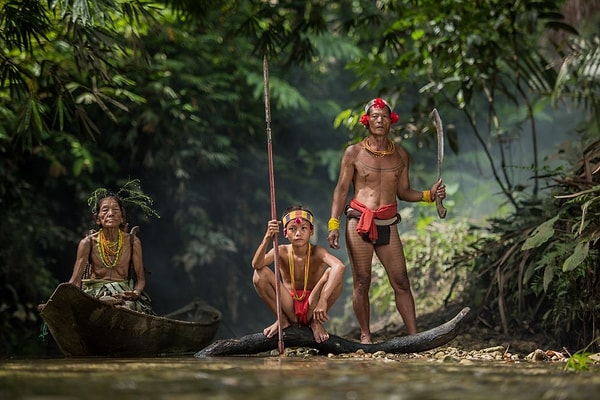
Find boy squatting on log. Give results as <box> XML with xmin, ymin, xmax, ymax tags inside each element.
<box><xmin>252</xmin><ymin>206</ymin><xmax>346</xmax><ymax>343</ymax></box>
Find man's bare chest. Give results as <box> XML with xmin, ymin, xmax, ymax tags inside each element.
<box><xmin>354</xmin><ymin>152</ymin><xmax>403</xmax><ymax>180</ymax></box>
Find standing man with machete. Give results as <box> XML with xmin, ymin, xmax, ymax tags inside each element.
<box><xmin>328</xmin><ymin>98</ymin><xmax>446</xmax><ymax>344</ymax></box>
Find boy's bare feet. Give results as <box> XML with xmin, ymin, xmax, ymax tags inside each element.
<box><xmin>310</xmin><ymin>322</ymin><xmax>330</xmax><ymax>343</ymax></box>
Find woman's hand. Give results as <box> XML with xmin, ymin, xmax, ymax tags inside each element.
<box><xmin>123</xmin><ymin>290</ymin><xmax>140</xmax><ymax>300</ymax></box>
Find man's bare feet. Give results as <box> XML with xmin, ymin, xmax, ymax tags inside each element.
<box><xmin>360</xmin><ymin>333</ymin><xmax>372</xmax><ymax>344</ymax></box>
<box><xmin>263</xmin><ymin>319</ymin><xmax>290</xmax><ymax>338</ymax></box>
<box><xmin>310</xmin><ymin>322</ymin><xmax>330</xmax><ymax>343</ymax></box>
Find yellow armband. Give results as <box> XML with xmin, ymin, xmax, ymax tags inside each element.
<box><xmin>422</xmin><ymin>190</ymin><xmax>434</xmax><ymax>203</ymax></box>
<box><xmin>328</xmin><ymin>217</ymin><xmax>340</xmax><ymax>231</ymax></box>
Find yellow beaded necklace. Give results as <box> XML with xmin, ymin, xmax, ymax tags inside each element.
<box><xmin>288</xmin><ymin>243</ymin><xmax>311</xmax><ymax>301</ymax></box>
<box><xmin>97</xmin><ymin>228</ymin><xmax>123</xmax><ymax>269</ymax></box>
<box><xmin>362</xmin><ymin>137</ymin><xmax>396</xmax><ymax>157</ymax></box>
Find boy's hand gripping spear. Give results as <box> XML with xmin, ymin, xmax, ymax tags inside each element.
<box><xmin>431</xmin><ymin>109</ymin><xmax>448</xmax><ymax>219</ymax></box>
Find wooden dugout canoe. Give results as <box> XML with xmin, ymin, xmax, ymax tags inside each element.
<box><xmin>39</xmin><ymin>283</ymin><xmax>221</xmax><ymax>357</ymax></box>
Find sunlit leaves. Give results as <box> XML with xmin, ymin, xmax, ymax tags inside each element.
<box><xmin>246</xmin><ymin>70</ymin><xmax>309</xmax><ymax>111</ymax></box>
<box><xmin>51</xmin><ymin>0</ymin><xmax>121</xmax><ymax>25</ymax></box>
<box><xmin>0</xmin><ymin>0</ymin><xmax>163</xmax><ymax>151</ymax></box>
<box><xmin>0</xmin><ymin>55</ymin><xmax>32</xmax><ymax>97</ymax></box>
<box><xmin>564</xmin><ymin>337</ymin><xmax>599</xmax><ymax>372</ymax></box>
<box><xmin>522</xmin><ymin>214</ymin><xmax>559</xmax><ymax>250</ymax></box>
<box><xmin>562</xmin><ymin>240</ymin><xmax>589</xmax><ymax>272</ymax></box>
<box><xmin>369</xmin><ymin>220</ymin><xmax>482</xmax><ymax>320</ymax></box>
<box><xmin>0</xmin><ymin>0</ymin><xmax>50</xmax><ymax>52</ymax></box>
<box><xmin>553</xmin><ymin>37</ymin><xmax>600</xmax><ymax>119</ymax></box>
<box><xmin>339</xmin><ymin>0</ymin><xmax>572</xmax><ymax>211</ymax></box>
<box><xmin>564</xmin><ymin>349</ymin><xmax>594</xmax><ymax>372</ymax></box>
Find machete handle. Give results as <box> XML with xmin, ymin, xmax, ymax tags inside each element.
<box><xmin>436</xmin><ymin>196</ymin><xmax>447</xmax><ymax>219</ymax></box>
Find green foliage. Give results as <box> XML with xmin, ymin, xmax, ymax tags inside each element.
<box><xmin>458</xmin><ymin>140</ymin><xmax>600</xmax><ymax>349</ymax></box>
<box><xmin>87</xmin><ymin>179</ymin><xmax>160</xmax><ymax>219</ymax></box>
<box><xmin>521</xmin><ymin>214</ymin><xmax>559</xmax><ymax>251</ymax></box>
<box><xmin>356</xmin><ymin>215</ymin><xmax>484</xmax><ymax>325</ymax></box>
<box><xmin>1</xmin><ymin>0</ymin><xmax>599</xmax><ymax>357</ymax></box>
<box><xmin>564</xmin><ymin>337</ymin><xmax>600</xmax><ymax>372</ymax></box>
<box><xmin>564</xmin><ymin>350</ymin><xmax>594</xmax><ymax>372</ymax></box>
<box><xmin>342</xmin><ymin>0</ymin><xmax>600</xmax><ymax>350</ymax></box>
<box><xmin>338</xmin><ymin>0</ymin><xmax>575</xmax><ymax>209</ymax></box>
<box><xmin>1</xmin><ymin>0</ymin><xmax>373</xmax><ymax>354</ymax></box>
<box><xmin>0</xmin><ymin>0</ymin><xmax>157</xmax><ymax>149</ymax></box>
<box><xmin>553</xmin><ymin>36</ymin><xmax>600</xmax><ymax>125</ymax></box>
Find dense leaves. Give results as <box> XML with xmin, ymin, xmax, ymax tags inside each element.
<box><xmin>456</xmin><ymin>142</ymin><xmax>600</xmax><ymax>349</ymax></box>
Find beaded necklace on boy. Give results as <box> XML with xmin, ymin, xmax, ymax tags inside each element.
<box><xmin>97</xmin><ymin>228</ymin><xmax>124</xmax><ymax>269</ymax></box>
<box><xmin>288</xmin><ymin>243</ymin><xmax>311</xmax><ymax>301</ymax></box>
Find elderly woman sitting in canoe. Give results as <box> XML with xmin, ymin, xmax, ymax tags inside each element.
<box><xmin>68</xmin><ymin>180</ymin><xmax>159</xmax><ymax>314</ymax></box>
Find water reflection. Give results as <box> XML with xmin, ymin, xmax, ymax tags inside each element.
<box><xmin>1</xmin><ymin>356</ymin><xmax>599</xmax><ymax>400</ymax></box>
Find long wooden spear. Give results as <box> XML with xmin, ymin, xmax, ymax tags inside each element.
<box><xmin>262</xmin><ymin>54</ymin><xmax>284</xmax><ymax>354</ymax></box>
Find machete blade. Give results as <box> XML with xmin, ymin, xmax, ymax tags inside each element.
<box><xmin>430</xmin><ymin>108</ymin><xmax>447</xmax><ymax>219</ymax></box>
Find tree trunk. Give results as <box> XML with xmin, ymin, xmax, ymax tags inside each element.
<box><xmin>196</xmin><ymin>307</ymin><xmax>470</xmax><ymax>357</ymax></box>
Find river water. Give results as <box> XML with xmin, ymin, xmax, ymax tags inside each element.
<box><xmin>1</xmin><ymin>355</ymin><xmax>599</xmax><ymax>400</ymax></box>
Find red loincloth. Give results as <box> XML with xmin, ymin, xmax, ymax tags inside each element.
<box><xmin>349</xmin><ymin>198</ymin><xmax>398</xmax><ymax>243</ymax></box>
<box><xmin>290</xmin><ymin>289</ymin><xmax>312</xmax><ymax>325</ymax></box>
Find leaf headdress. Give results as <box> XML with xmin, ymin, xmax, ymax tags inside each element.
<box><xmin>87</xmin><ymin>179</ymin><xmax>160</xmax><ymax>219</ymax></box>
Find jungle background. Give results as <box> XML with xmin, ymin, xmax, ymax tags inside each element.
<box><xmin>1</xmin><ymin>0</ymin><xmax>599</xmax><ymax>357</ymax></box>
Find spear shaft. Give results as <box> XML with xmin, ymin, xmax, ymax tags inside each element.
<box><xmin>263</xmin><ymin>54</ymin><xmax>284</xmax><ymax>354</ymax></box>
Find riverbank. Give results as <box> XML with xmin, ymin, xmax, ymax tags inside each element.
<box><xmin>280</xmin><ymin>323</ymin><xmax>600</xmax><ymax>366</ymax></box>
<box><xmin>336</xmin><ymin>304</ymin><xmax>599</xmax><ymax>365</ymax></box>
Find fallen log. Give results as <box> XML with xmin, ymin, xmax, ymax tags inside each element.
<box><xmin>196</xmin><ymin>306</ymin><xmax>470</xmax><ymax>357</ymax></box>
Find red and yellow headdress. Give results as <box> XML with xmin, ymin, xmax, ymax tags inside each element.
<box><xmin>282</xmin><ymin>210</ymin><xmax>314</xmax><ymax>235</ymax></box>
<box><xmin>359</xmin><ymin>97</ymin><xmax>400</xmax><ymax>127</ymax></box>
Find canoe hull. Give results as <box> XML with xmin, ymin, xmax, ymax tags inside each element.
<box><xmin>39</xmin><ymin>283</ymin><xmax>221</xmax><ymax>357</ymax></box>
